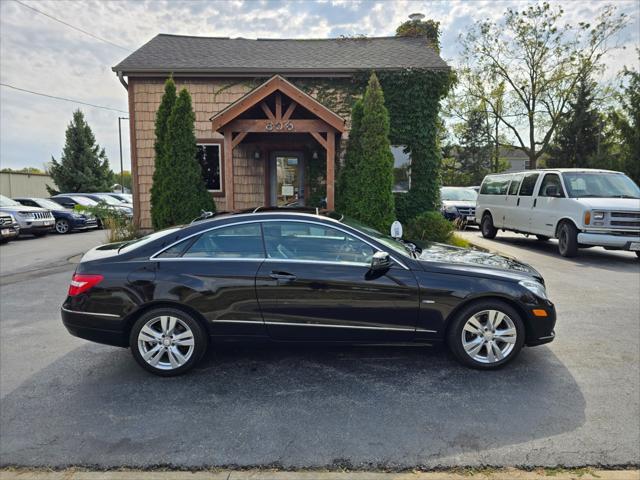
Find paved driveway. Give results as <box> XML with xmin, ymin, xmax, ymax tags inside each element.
<box><xmin>0</xmin><ymin>229</ymin><xmax>638</xmax><ymax>469</ymax></box>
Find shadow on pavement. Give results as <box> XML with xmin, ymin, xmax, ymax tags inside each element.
<box><xmin>1</xmin><ymin>341</ymin><xmax>585</xmax><ymax>469</ymax></box>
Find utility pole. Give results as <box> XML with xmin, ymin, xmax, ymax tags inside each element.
<box><xmin>118</xmin><ymin>116</ymin><xmax>128</xmax><ymax>193</ymax></box>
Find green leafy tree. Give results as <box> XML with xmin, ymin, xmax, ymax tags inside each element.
<box><xmin>611</xmin><ymin>54</ymin><xmax>640</xmax><ymax>184</ymax></box>
<box><xmin>150</xmin><ymin>77</ymin><xmax>177</xmax><ymax>229</ymax></box>
<box><xmin>338</xmin><ymin>74</ymin><xmax>395</xmax><ymax>231</ymax></box>
<box><xmin>396</xmin><ymin>16</ymin><xmax>440</xmax><ymax>51</ymax></box>
<box><xmin>458</xmin><ymin>2</ymin><xmax>627</xmax><ymax>169</ymax></box>
<box><xmin>335</xmin><ymin>99</ymin><xmax>364</xmax><ymax>213</ymax></box>
<box><xmin>154</xmin><ymin>88</ymin><xmax>215</xmax><ymax>228</ymax></box>
<box><xmin>457</xmin><ymin>108</ymin><xmax>492</xmax><ymax>185</ymax></box>
<box><xmin>47</xmin><ymin>110</ymin><xmax>114</xmax><ymax>194</ymax></box>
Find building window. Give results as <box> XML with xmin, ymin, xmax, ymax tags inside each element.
<box><xmin>196</xmin><ymin>143</ymin><xmax>222</xmax><ymax>192</ymax></box>
<box><xmin>391</xmin><ymin>146</ymin><xmax>411</xmax><ymax>193</ymax></box>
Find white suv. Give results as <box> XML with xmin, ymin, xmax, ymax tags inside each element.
<box><xmin>476</xmin><ymin>168</ymin><xmax>640</xmax><ymax>258</ymax></box>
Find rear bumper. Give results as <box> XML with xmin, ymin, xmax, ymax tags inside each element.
<box><xmin>61</xmin><ymin>306</ymin><xmax>128</xmax><ymax>347</ymax></box>
<box><xmin>577</xmin><ymin>232</ymin><xmax>640</xmax><ymax>250</ymax></box>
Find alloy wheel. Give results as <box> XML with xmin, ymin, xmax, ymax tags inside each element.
<box><xmin>461</xmin><ymin>310</ymin><xmax>517</xmax><ymax>364</ymax></box>
<box><xmin>55</xmin><ymin>219</ymin><xmax>69</xmax><ymax>234</ymax></box>
<box><xmin>137</xmin><ymin>315</ymin><xmax>195</xmax><ymax>370</ymax></box>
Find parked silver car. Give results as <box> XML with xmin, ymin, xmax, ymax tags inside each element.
<box><xmin>0</xmin><ymin>194</ymin><xmax>54</xmax><ymax>237</ymax></box>
<box><xmin>0</xmin><ymin>212</ymin><xmax>20</xmax><ymax>243</ymax></box>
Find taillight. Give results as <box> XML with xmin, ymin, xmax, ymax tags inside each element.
<box><xmin>68</xmin><ymin>274</ymin><xmax>104</xmax><ymax>296</ymax></box>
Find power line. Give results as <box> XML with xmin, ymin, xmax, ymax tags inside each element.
<box><xmin>0</xmin><ymin>83</ymin><xmax>129</xmax><ymax>114</ymax></box>
<box><xmin>13</xmin><ymin>0</ymin><xmax>130</xmax><ymax>51</ymax></box>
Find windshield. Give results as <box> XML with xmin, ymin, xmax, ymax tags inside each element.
<box><xmin>69</xmin><ymin>196</ymin><xmax>98</xmax><ymax>206</ymax></box>
<box><xmin>0</xmin><ymin>195</ymin><xmax>20</xmax><ymax>207</ymax></box>
<box><xmin>32</xmin><ymin>198</ymin><xmax>65</xmax><ymax>210</ymax></box>
<box><xmin>440</xmin><ymin>187</ymin><xmax>478</xmax><ymax>201</ymax></box>
<box><xmin>119</xmin><ymin>227</ymin><xmax>183</xmax><ymax>253</ymax></box>
<box><xmin>340</xmin><ymin>216</ymin><xmax>413</xmax><ymax>258</ymax></box>
<box><xmin>93</xmin><ymin>194</ymin><xmax>123</xmax><ymax>205</ymax></box>
<box><xmin>562</xmin><ymin>172</ymin><xmax>640</xmax><ymax>199</ymax></box>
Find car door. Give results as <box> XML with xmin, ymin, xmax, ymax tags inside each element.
<box><xmin>152</xmin><ymin>222</ymin><xmax>268</xmax><ymax>337</ymax></box>
<box><xmin>503</xmin><ymin>173</ymin><xmax>523</xmax><ymax>229</ymax></box>
<box><xmin>513</xmin><ymin>172</ymin><xmax>541</xmax><ymax>232</ymax></box>
<box><xmin>530</xmin><ymin>173</ymin><xmax>565</xmax><ymax>236</ymax></box>
<box><xmin>255</xmin><ymin>220</ymin><xmax>420</xmax><ymax>341</ymax></box>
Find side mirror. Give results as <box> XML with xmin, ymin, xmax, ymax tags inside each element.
<box><xmin>370</xmin><ymin>251</ymin><xmax>392</xmax><ymax>272</ymax></box>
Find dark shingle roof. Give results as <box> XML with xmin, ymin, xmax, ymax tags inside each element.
<box><xmin>113</xmin><ymin>34</ymin><xmax>449</xmax><ymax>75</ymax></box>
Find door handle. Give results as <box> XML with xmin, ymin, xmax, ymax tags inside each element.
<box><xmin>269</xmin><ymin>271</ymin><xmax>297</xmax><ymax>281</ymax></box>
<box><xmin>517</xmin><ymin>198</ymin><xmax>520</xmax><ymax>206</ymax></box>
<box><xmin>533</xmin><ymin>199</ymin><xmax>537</xmax><ymax>207</ymax></box>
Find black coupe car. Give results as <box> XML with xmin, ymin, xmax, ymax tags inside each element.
<box><xmin>61</xmin><ymin>209</ymin><xmax>555</xmax><ymax>376</ymax></box>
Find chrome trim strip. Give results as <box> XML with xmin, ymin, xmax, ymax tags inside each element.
<box><xmin>422</xmin><ymin>300</ymin><xmax>436</xmax><ymax>304</ymax></box>
<box><xmin>150</xmin><ymin>218</ymin><xmax>409</xmax><ymax>270</ymax></box>
<box><xmin>214</xmin><ymin>318</ymin><xmax>436</xmax><ymax>333</ymax></box>
<box><xmin>262</xmin><ymin>258</ymin><xmax>370</xmax><ymax>268</ymax></box>
<box><xmin>61</xmin><ymin>306</ymin><xmax>121</xmax><ymax>318</ymax></box>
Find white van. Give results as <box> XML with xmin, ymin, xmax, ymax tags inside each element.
<box><xmin>476</xmin><ymin>168</ymin><xmax>640</xmax><ymax>258</ymax></box>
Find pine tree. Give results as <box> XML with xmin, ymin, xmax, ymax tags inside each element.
<box><xmin>339</xmin><ymin>73</ymin><xmax>395</xmax><ymax>232</ymax></box>
<box><xmin>156</xmin><ymin>88</ymin><xmax>215</xmax><ymax>228</ymax></box>
<box><xmin>47</xmin><ymin>110</ymin><xmax>114</xmax><ymax>194</ymax></box>
<box><xmin>335</xmin><ymin>99</ymin><xmax>364</xmax><ymax>214</ymax></box>
<box><xmin>150</xmin><ymin>77</ymin><xmax>177</xmax><ymax>230</ymax></box>
<box><xmin>547</xmin><ymin>77</ymin><xmax>603</xmax><ymax>169</ymax></box>
<box><xmin>457</xmin><ymin>108</ymin><xmax>492</xmax><ymax>185</ymax></box>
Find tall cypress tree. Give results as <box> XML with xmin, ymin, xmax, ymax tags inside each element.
<box><xmin>159</xmin><ymin>88</ymin><xmax>215</xmax><ymax>227</ymax></box>
<box><xmin>335</xmin><ymin>99</ymin><xmax>364</xmax><ymax>214</ymax></box>
<box><xmin>47</xmin><ymin>110</ymin><xmax>114</xmax><ymax>194</ymax></box>
<box><xmin>150</xmin><ymin>77</ymin><xmax>177</xmax><ymax>230</ymax></box>
<box><xmin>339</xmin><ymin>73</ymin><xmax>395</xmax><ymax>232</ymax></box>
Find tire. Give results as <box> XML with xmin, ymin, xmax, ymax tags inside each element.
<box><xmin>55</xmin><ymin>219</ymin><xmax>70</xmax><ymax>234</ymax></box>
<box><xmin>446</xmin><ymin>300</ymin><xmax>525</xmax><ymax>370</ymax></box>
<box><xmin>535</xmin><ymin>235</ymin><xmax>550</xmax><ymax>241</ymax></box>
<box><xmin>129</xmin><ymin>307</ymin><xmax>208</xmax><ymax>376</ymax></box>
<box><xmin>557</xmin><ymin>221</ymin><xmax>578</xmax><ymax>257</ymax></box>
<box><xmin>481</xmin><ymin>214</ymin><xmax>497</xmax><ymax>239</ymax></box>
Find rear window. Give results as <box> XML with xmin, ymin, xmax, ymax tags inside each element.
<box><xmin>184</xmin><ymin>224</ymin><xmax>264</xmax><ymax>259</ymax></box>
<box><xmin>480</xmin><ymin>176</ymin><xmax>510</xmax><ymax>195</ymax></box>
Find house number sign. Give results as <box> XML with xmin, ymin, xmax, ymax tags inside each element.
<box><xmin>265</xmin><ymin>121</ymin><xmax>294</xmax><ymax>131</ymax></box>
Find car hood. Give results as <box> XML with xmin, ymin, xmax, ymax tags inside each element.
<box><xmin>441</xmin><ymin>200</ymin><xmax>476</xmax><ymax>208</ymax></box>
<box><xmin>571</xmin><ymin>197</ymin><xmax>640</xmax><ymax>210</ymax></box>
<box><xmin>416</xmin><ymin>243</ymin><xmax>543</xmax><ymax>282</ymax></box>
<box><xmin>0</xmin><ymin>205</ymin><xmax>49</xmax><ymax>213</ymax></box>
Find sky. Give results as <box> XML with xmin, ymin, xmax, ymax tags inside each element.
<box><xmin>1</xmin><ymin>0</ymin><xmax>638</xmax><ymax>173</ymax></box>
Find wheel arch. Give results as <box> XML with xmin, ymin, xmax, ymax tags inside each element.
<box><xmin>122</xmin><ymin>301</ymin><xmax>210</xmax><ymax>347</ymax></box>
<box><xmin>443</xmin><ymin>294</ymin><xmax>535</xmax><ymax>344</ymax></box>
<box><xmin>554</xmin><ymin>216</ymin><xmax>579</xmax><ymax>237</ymax></box>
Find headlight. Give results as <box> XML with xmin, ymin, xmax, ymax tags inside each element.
<box><xmin>592</xmin><ymin>211</ymin><xmax>605</xmax><ymax>220</ymax></box>
<box><xmin>444</xmin><ymin>205</ymin><xmax>458</xmax><ymax>213</ymax></box>
<box><xmin>71</xmin><ymin>213</ymin><xmax>84</xmax><ymax>219</ymax></box>
<box><xmin>18</xmin><ymin>211</ymin><xmax>35</xmax><ymax>219</ymax></box>
<box><xmin>519</xmin><ymin>280</ymin><xmax>548</xmax><ymax>300</ymax></box>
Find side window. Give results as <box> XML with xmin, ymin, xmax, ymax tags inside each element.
<box><xmin>196</xmin><ymin>143</ymin><xmax>222</xmax><ymax>192</ymax></box>
<box><xmin>263</xmin><ymin>221</ymin><xmax>374</xmax><ymax>265</ymax></box>
<box><xmin>508</xmin><ymin>175</ymin><xmax>523</xmax><ymax>195</ymax></box>
<box><xmin>480</xmin><ymin>176</ymin><xmax>510</xmax><ymax>195</ymax></box>
<box><xmin>538</xmin><ymin>174</ymin><xmax>564</xmax><ymax>197</ymax></box>
<box><xmin>391</xmin><ymin>146</ymin><xmax>411</xmax><ymax>193</ymax></box>
<box><xmin>183</xmin><ymin>224</ymin><xmax>264</xmax><ymax>259</ymax></box>
<box><xmin>519</xmin><ymin>173</ymin><xmax>540</xmax><ymax>196</ymax></box>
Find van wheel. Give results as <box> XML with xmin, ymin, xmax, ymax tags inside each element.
<box><xmin>535</xmin><ymin>235</ymin><xmax>550</xmax><ymax>241</ymax></box>
<box><xmin>558</xmin><ymin>222</ymin><xmax>578</xmax><ymax>257</ymax></box>
<box><xmin>635</xmin><ymin>251</ymin><xmax>640</xmax><ymax>259</ymax></box>
<box><xmin>481</xmin><ymin>214</ymin><xmax>497</xmax><ymax>239</ymax></box>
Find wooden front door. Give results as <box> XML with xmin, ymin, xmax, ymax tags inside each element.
<box><xmin>269</xmin><ymin>151</ymin><xmax>305</xmax><ymax>207</ymax></box>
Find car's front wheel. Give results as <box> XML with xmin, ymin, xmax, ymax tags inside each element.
<box><xmin>130</xmin><ymin>308</ymin><xmax>208</xmax><ymax>376</ymax></box>
<box><xmin>55</xmin><ymin>219</ymin><xmax>70</xmax><ymax>234</ymax></box>
<box><xmin>481</xmin><ymin>214</ymin><xmax>497</xmax><ymax>239</ymax></box>
<box><xmin>558</xmin><ymin>221</ymin><xmax>578</xmax><ymax>257</ymax></box>
<box><xmin>447</xmin><ymin>300</ymin><xmax>525</xmax><ymax>369</ymax></box>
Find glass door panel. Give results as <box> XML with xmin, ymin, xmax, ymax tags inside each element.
<box><xmin>275</xmin><ymin>156</ymin><xmax>302</xmax><ymax>206</ymax></box>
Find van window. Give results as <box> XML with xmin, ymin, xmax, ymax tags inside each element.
<box><xmin>519</xmin><ymin>173</ymin><xmax>540</xmax><ymax>196</ymax></box>
<box><xmin>480</xmin><ymin>176</ymin><xmax>510</xmax><ymax>195</ymax></box>
<box><xmin>508</xmin><ymin>175</ymin><xmax>523</xmax><ymax>195</ymax></box>
<box><xmin>539</xmin><ymin>174</ymin><xmax>565</xmax><ymax>197</ymax></box>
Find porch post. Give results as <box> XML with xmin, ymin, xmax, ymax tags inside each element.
<box><xmin>326</xmin><ymin>131</ymin><xmax>335</xmax><ymax>210</ymax></box>
<box><xmin>223</xmin><ymin>130</ymin><xmax>234</xmax><ymax>210</ymax></box>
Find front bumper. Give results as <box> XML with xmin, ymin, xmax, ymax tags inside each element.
<box><xmin>17</xmin><ymin>218</ymin><xmax>55</xmax><ymax>234</ymax></box>
<box><xmin>443</xmin><ymin>211</ymin><xmax>478</xmax><ymax>224</ymax></box>
<box><xmin>525</xmin><ymin>301</ymin><xmax>557</xmax><ymax>347</ymax></box>
<box><xmin>70</xmin><ymin>218</ymin><xmax>99</xmax><ymax>230</ymax></box>
<box><xmin>0</xmin><ymin>225</ymin><xmax>20</xmax><ymax>240</ymax></box>
<box><xmin>577</xmin><ymin>231</ymin><xmax>640</xmax><ymax>250</ymax></box>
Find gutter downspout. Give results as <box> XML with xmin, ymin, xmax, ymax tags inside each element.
<box><xmin>118</xmin><ymin>71</ymin><xmax>128</xmax><ymax>90</ymax></box>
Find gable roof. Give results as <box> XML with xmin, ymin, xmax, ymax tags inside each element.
<box><xmin>210</xmin><ymin>75</ymin><xmax>345</xmax><ymax>132</ymax></box>
<box><xmin>113</xmin><ymin>34</ymin><xmax>449</xmax><ymax>76</ymax></box>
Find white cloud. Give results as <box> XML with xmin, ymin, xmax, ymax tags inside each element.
<box><xmin>0</xmin><ymin>0</ymin><xmax>638</xmax><ymax>171</ymax></box>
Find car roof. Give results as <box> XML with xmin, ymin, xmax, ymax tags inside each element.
<box><xmin>484</xmin><ymin>168</ymin><xmax>622</xmax><ymax>177</ymax></box>
<box><xmin>190</xmin><ymin>207</ymin><xmax>343</xmax><ymax>226</ymax></box>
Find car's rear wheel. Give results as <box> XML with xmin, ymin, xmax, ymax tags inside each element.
<box><xmin>481</xmin><ymin>214</ymin><xmax>497</xmax><ymax>239</ymax></box>
<box><xmin>130</xmin><ymin>308</ymin><xmax>207</xmax><ymax>376</ymax></box>
<box><xmin>55</xmin><ymin>219</ymin><xmax>70</xmax><ymax>234</ymax></box>
<box><xmin>447</xmin><ymin>300</ymin><xmax>525</xmax><ymax>369</ymax></box>
<box><xmin>558</xmin><ymin>221</ymin><xmax>578</xmax><ymax>257</ymax></box>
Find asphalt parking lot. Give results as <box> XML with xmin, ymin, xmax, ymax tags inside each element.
<box><xmin>0</xmin><ymin>229</ymin><xmax>638</xmax><ymax>469</ymax></box>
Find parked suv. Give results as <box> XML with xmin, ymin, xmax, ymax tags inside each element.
<box><xmin>476</xmin><ymin>169</ymin><xmax>640</xmax><ymax>257</ymax></box>
<box><xmin>0</xmin><ymin>194</ymin><xmax>54</xmax><ymax>237</ymax></box>
<box><xmin>0</xmin><ymin>213</ymin><xmax>20</xmax><ymax>243</ymax></box>
<box><xmin>440</xmin><ymin>187</ymin><xmax>478</xmax><ymax>224</ymax></box>
<box><xmin>14</xmin><ymin>197</ymin><xmax>98</xmax><ymax>234</ymax></box>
